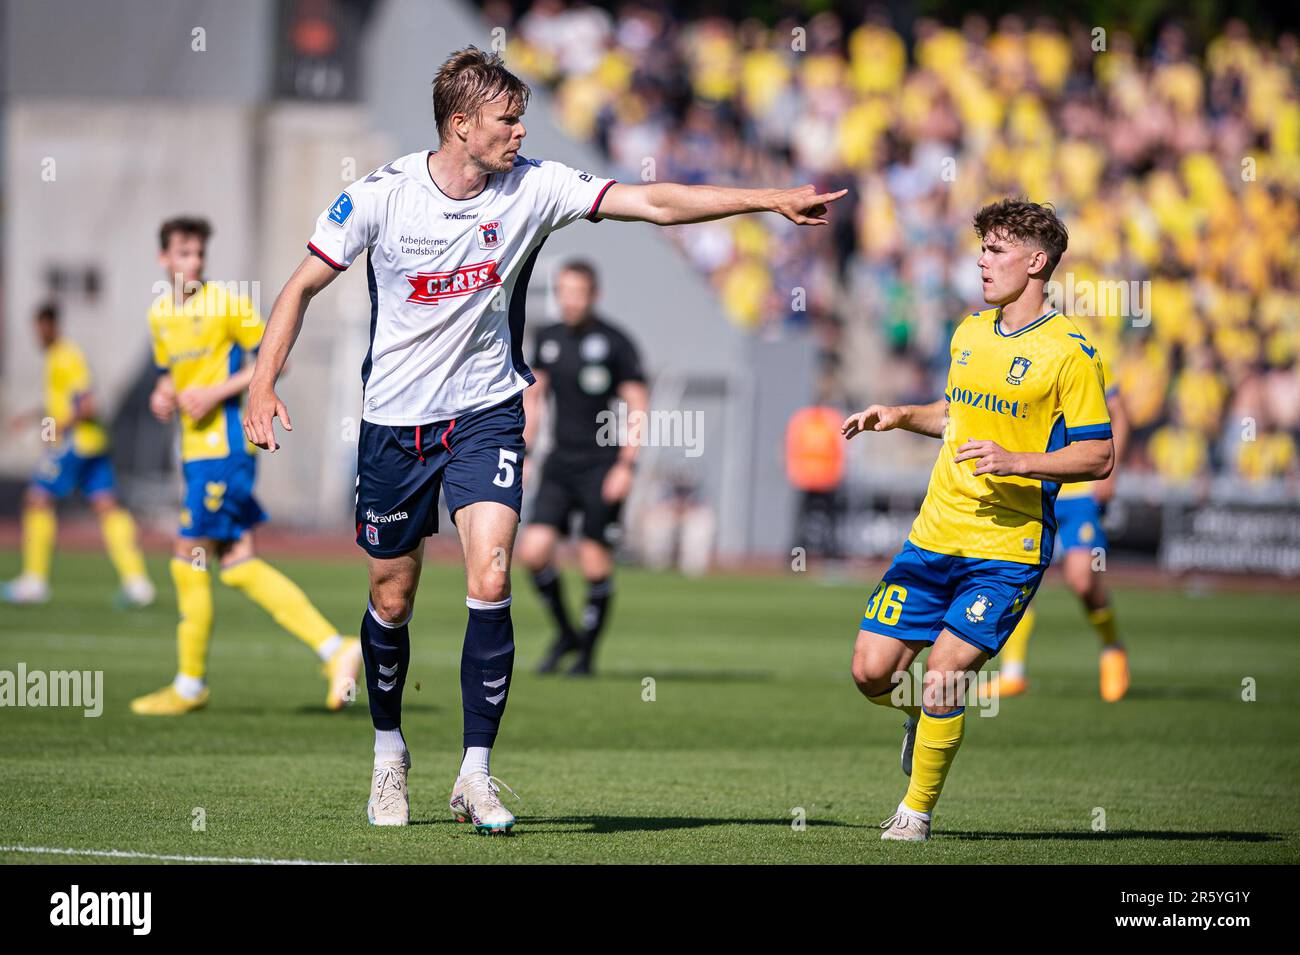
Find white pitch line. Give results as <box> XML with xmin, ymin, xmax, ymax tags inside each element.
<box><xmin>0</xmin><ymin>844</ymin><xmax>360</xmax><ymax>865</ymax></box>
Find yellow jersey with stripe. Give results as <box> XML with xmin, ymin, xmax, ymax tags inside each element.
<box><xmin>45</xmin><ymin>339</ymin><xmax>109</xmax><ymax>457</ymax></box>
<box><xmin>908</xmin><ymin>306</ymin><xmax>1112</xmax><ymax>566</ymax></box>
<box><xmin>1057</xmin><ymin>346</ymin><xmax>1118</xmax><ymax>501</ymax></box>
<box><xmin>148</xmin><ymin>283</ymin><xmax>263</xmax><ymax>463</ymax></box>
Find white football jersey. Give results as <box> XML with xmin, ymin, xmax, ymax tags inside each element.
<box><xmin>307</xmin><ymin>150</ymin><xmax>616</xmax><ymax>424</ymax></box>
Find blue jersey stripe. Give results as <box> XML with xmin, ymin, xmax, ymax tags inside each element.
<box><xmin>1066</xmin><ymin>423</ymin><xmax>1113</xmax><ymax>443</ymax></box>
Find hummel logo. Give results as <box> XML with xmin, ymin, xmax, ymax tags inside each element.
<box><xmin>378</xmin><ymin>663</ymin><xmax>398</xmax><ymax>677</ymax></box>
<box><xmin>1068</xmin><ymin>332</ymin><xmax>1097</xmax><ymax>358</ymax></box>
<box><xmin>483</xmin><ymin>676</ymin><xmax>507</xmax><ymax>689</ymax></box>
<box><xmin>485</xmin><ymin>690</ymin><xmax>507</xmax><ymax>705</ymax></box>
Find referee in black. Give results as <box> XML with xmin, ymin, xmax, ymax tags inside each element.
<box><xmin>519</xmin><ymin>260</ymin><xmax>647</xmax><ymax>676</ymax></box>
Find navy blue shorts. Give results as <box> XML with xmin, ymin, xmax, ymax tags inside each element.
<box><xmin>859</xmin><ymin>541</ymin><xmax>1044</xmax><ymax>656</ymax></box>
<box><xmin>355</xmin><ymin>394</ymin><xmax>525</xmax><ymax>558</ymax></box>
<box><xmin>179</xmin><ymin>454</ymin><xmax>267</xmax><ymax>542</ymax></box>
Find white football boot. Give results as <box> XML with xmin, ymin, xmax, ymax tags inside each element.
<box><xmin>880</xmin><ymin>808</ymin><xmax>931</xmax><ymax>842</ymax></box>
<box><xmin>118</xmin><ymin>576</ymin><xmax>156</xmax><ymax>609</ymax></box>
<box><xmin>367</xmin><ymin>753</ymin><xmax>411</xmax><ymax>826</ymax></box>
<box><xmin>449</xmin><ymin>772</ymin><xmax>518</xmax><ymax>835</ymax></box>
<box><xmin>3</xmin><ymin>575</ymin><xmax>50</xmax><ymax>605</ymax></box>
<box><xmin>900</xmin><ymin>716</ymin><xmax>918</xmax><ymax>776</ymax></box>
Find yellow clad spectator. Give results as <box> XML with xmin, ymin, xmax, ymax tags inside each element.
<box><xmin>740</xmin><ymin>47</ymin><xmax>791</xmax><ymax>116</ymax></box>
<box><xmin>1026</xmin><ymin>25</ymin><xmax>1072</xmax><ymax>93</ymax></box>
<box><xmin>838</xmin><ymin>97</ymin><xmax>893</xmax><ymax>169</ymax></box>
<box><xmin>1173</xmin><ymin>349</ymin><xmax>1228</xmax><ymax>435</ymax></box>
<box><xmin>1118</xmin><ymin>342</ymin><xmax>1170</xmax><ymax>431</ymax></box>
<box><xmin>848</xmin><ymin>22</ymin><xmax>906</xmax><ymax>94</ymax></box>
<box><xmin>1237</xmin><ymin>431</ymin><xmax>1297</xmax><ymax>481</ymax></box>
<box><xmin>720</xmin><ymin>256</ymin><xmax>773</xmax><ymax>330</ymax></box>
<box><xmin>1149</xmin><ymin>422</ymin><xmax>1209</xmax><ymax>482</ymax></box>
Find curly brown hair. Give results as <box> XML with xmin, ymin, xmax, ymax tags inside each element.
<box><xmin>433</xmin><ymin>47</ymin><xmax>531</xmax><ymax>142</ymax></box>
<box><xmin>973</xmin><ymin>198</ymin><xmax>1069</xmax><ymax>277</ymax></box>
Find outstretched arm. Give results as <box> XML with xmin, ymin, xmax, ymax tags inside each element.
<box><xmin>843</xmin><ymin>400</ymin><xmax>949</xmax><ymax>440</ymax></box>
<box><xmin>244</xmin><ymin>254</ymin><xmax>340</xmax><ymax>451</ymax></box>
<box><xmin>596</xmin><ymin>182</ymin><xmax>847</xmax><ymax>227</ymax></box>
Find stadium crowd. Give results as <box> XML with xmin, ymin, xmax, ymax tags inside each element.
<box><xmin>480</xmin><ymin>2</ymin><xmax>1300</xmax><ymax>484</ymax></box>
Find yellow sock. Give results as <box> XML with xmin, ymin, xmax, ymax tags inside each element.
<box><xmin>171</xmin><ymin>558</ymin><xmax>213</xmax><ymax>680</ymax></box>
<box><xmin>868</xmin><ymin>687</ymin><xmax>920</xmax><ymax>722</ymax></box>
<box><xmin>21</xmin><ymin>507</ymin><xmax>56</xmax><ymax>581</ymax></box>
<box><xmin>99</xmin><ymin>507</ymin><xmax>148</xmax><ymax>583</ymax></box>
<box><xmin>1088</xmin><ymin>606</ymin><xmax>1118</xmax><ymax>647</ymax></box>
<box><xmin>218</xmin><ymin>558</ymin><xmax>337</xmax><ymax>654</ymax></box>
<box><xmin>902</xmin><ymin>709</ymin><xmax>966</xmax><ymax>815</ymax></box>
<box><xmin>1000</xmin><ymin>606</ymin><xmax>1035</xmax><ymax>673</ymax></box>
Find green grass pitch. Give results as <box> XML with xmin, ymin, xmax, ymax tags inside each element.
<box><xmin>1</xmin><ymin>548</ymin><xmax>1297</xmax><ymax>864</ymax></box>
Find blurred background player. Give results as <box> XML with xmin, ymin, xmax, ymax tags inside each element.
<box><xmin>518</xmin><ymin>260</ymin><xmax>647</xmax><ymax>676</ymax></box>
<box><xmin>990</xmin><ymin>351</ymin><xmax>1132</xmax><ymax>702</ymax></box>
<box><xmin>3</xmin><ymin>303</ymin><xmax>154</xmax><ymax>608</ymax></box>
<box><xmin>129</xmin><ymin>217</ymin><xmax>361</xmax><ymax>716</ymax></box>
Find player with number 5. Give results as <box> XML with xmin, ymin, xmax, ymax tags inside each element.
<box><xmin>243</xmin><ymin>47</ymin><xmax>846</xmax><ymax>836</ymax></box>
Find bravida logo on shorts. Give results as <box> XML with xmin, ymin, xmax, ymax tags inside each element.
<box><xmin>405</xmin><ymin>261</ymin><xmax>502</xmax><ymax>305</ymax></box>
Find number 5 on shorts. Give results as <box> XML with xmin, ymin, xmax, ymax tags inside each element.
<box><xmin>493</xmin><ymin>448</ymin><xmax>519</xmax><ymax>488</ymax></box>
<box><xmin>863</xmin><ymin>582</ymin><xmax>908</xmax><ymax>626</ymax></box>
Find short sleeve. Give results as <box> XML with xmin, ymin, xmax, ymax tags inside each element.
<box><xmin>1059</xmin><ymin>344</ymin><xmax>1112</xmax><ymax>444</ymax></box>
<box><xmin>62</xmin><ymin>346</ymin><xmax>92</xmax><ymax>395</ymax></box>
<box><xmin>538</xmin><ymin>160</ymin><xmax>616</xmax><ymax>233</ymax></box>
<box><xmin>307</xmin><ymin>182</ymin><xmax>379</xmax><ymax>271</ymax></box>
<box><xmin>228</xmin><ymin>295</ymin><xmax>266</xmax><ymax>352</ymax></box>
<box><xmin>610</xmin><ymin>330</ymin><xmax>645</xmax><ymax>387</ymax></box>
<box><xmin>148</xmin><ymin>310</ymin><xmax>170</xmax><ymax>372</ymax></box>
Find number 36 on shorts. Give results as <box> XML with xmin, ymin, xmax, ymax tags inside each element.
<box><xmin>862</xmin><ymin>582</ymin><xmax>908</xmax><ymax>626</ymax></box>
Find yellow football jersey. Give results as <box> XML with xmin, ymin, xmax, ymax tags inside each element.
<box><xmin>1057</xmin><ymin>346</ymin><xmax>1117</xmax><ymax>501</ymax></box>
<box><xmin>908</xmin><ymin>306</ymin><xmax>1112</xmax><ymax>566</ymax></box>
<box><xmin>44</xmin><ymin>339</ymin><xmax>109</xmax><ymax>457</ymax></box>
<box><xmin>148</xmin><ymin>283</ymin><xmax>263</xmax><ymax>462</ymax></box>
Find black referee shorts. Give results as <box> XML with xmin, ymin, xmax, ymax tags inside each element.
<box><xmin>530</xmin><ymin>452</ymin><xmax>624</xmax><ymax>547</ymax></box>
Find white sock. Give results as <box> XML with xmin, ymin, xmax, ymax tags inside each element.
<box><xmin>317</xmin><ymin>634</ymin><xmax>343</xmax><ymax>662</ymax></box>
<box><xmin>374</xmin><ymin>728</ymin><xmax>407</xmax><ymax>760</ymax></box>
<box><xmin>459</xmin><ymin>746</ymin><xmax>490</xmax><ymax>778</ymax></box>
<box><xmin>898</xmin><ymin>800</ymin><xmax>931</xmax><ymax>822</ymax></box>
<box><xmin>173</xmin><ymin>674</ymin><xmax>205</xmax><ymax>700</ymax></box>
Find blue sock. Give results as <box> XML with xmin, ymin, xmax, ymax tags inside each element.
<box><xmin>462</xmin><ymin>596</ymin><xmax>514</xmax><ymax>748</ymax></box>
<box><xmin>361</xmin><ymin>602</ymin><xmax>410</xmax><ymax>731</ymax></box>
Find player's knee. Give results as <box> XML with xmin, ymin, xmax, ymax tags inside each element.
<box><xmin>23</xmin><ymin>488</ymin><xmax>52</xmax><ymax>510</ymax></box>
<box><xmin>1064</xmin><ymin>563</ymin><xmax>1091</xmax><ymax>597</ymax></box>
<box><xmin>849</xmin><ymin>652</ymin><xmax>892</xmax><ymax>695</ymax></box>
<box><xmin>467</xmin><ymin>572</ymin><xmax>510</xmax><ymax>605</ymax></box>
<box><xmin>370</xmin><ymin>592</ymin><xmax>414</xmax><ymax>625</ymax></box>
